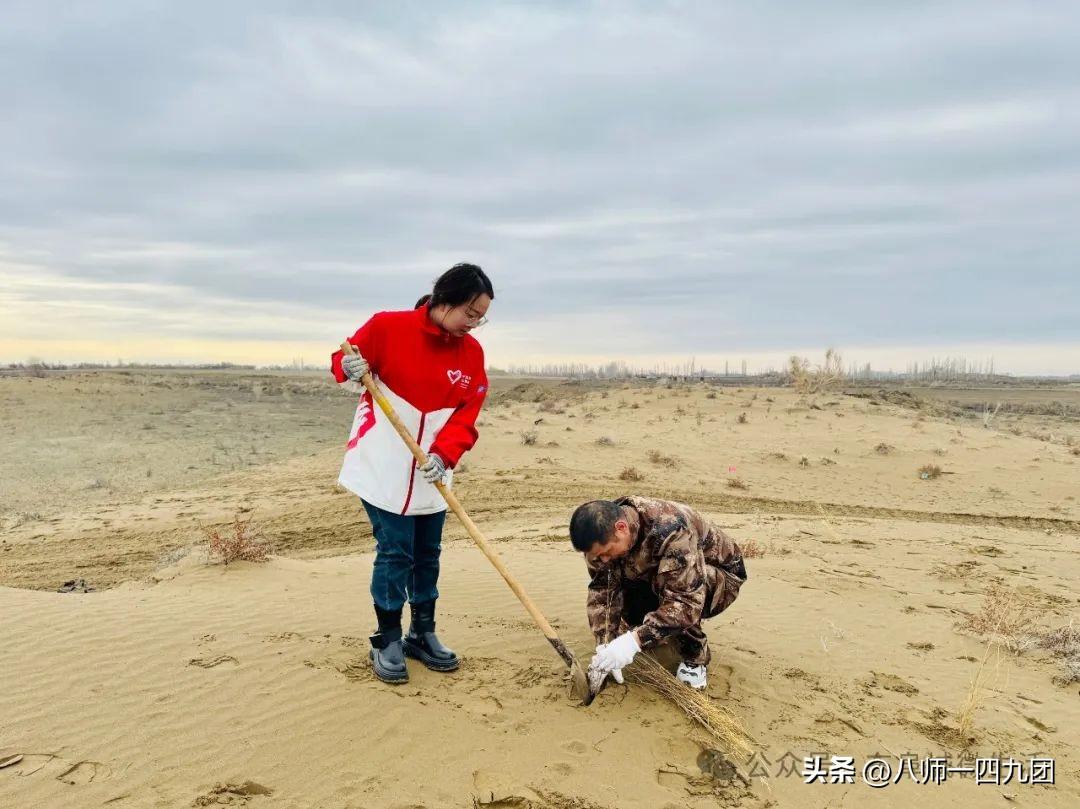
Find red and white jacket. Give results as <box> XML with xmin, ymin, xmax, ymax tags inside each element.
<box><xmin>330</xmin><ymin>305</ymin><xmax>488</xmax><ymax>516</ymax></box>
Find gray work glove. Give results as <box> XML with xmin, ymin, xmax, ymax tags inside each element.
<box><xmin>342</xmin><ymin>352</ymin><xmax>369</xmax><ymax>381</ymax></box>
<box><xmin>419</xmin><ymin>453</ymin><xmax>446</xmax><ymax>484</ymax></box>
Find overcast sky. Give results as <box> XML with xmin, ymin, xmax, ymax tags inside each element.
<box><xmin>3</xmin><ymin>1</ymin><xmax>1079</xmax><ymax>374</ymax></box>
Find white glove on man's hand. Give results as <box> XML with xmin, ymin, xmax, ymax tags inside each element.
<box><xmin>591</xmin><ymin>643</ymin><xmax>626</xmax><ymax>682</ymax></box>
<box><xmin>591</xmin><ymin>631</ymin><xmax>640</xmax><ymax>674</ymax></box>
<box><xmin>342</xmin><ymin>352</ymin><xmax>369</xmax><ymax>381</ymax></box>
<box><xmin>419</xmin><ymin>453</ymin><xmax>447</xmax><ymax>484</ymax></box>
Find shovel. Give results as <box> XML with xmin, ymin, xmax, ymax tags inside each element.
<box><xmin>340</xmin><ymin>342</ymin><xmax>594</xmax><ymax>705</ymax></box>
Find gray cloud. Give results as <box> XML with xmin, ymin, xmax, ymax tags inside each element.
<box><xmin>3</xmin><ymin>1</ymin><xmax>1080</xmax><ymax>368</ymax></box>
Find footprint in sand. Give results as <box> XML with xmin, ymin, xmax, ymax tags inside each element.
<box><xmin>859</xmin><ymin>671</ymin><xmax>918</xmax><ymax>696</ymax></box>
<box><xmin>561</xmin><ymin>740</ymin><xmax>588</xmax><ymax>755</ymax></box>
<box><xmin>545</xmin><ymin>761</ymin><xmax>577</xmax><ymax>777</ymax></box>
<box><xmin>193</xmin><ymin>781</ymin><xmax>273</xmax><ymax>806</ymax></box>
<box><xmin>189</xmin><ymin>655</ymin><xmax>239</xmax><ymax>669</ymax></box>
<box><xmin>56</xmin><ymin>760</ymin><xmax>108</xmax><ymax>785</ymax></box>
<box><xmin>0</xmin><ymin>752</ymin><xmax>112</xmax><ymax>785</ymax></box>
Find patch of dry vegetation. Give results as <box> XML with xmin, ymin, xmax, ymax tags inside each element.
<box><xmin>788</xmin><ymin>348</ymin><xmax>844</xmax><ymax>394</ymax></box>
<box><xmin>625</xmin><ymin>655</ymin><xmax>756</xmax><ymax>764</ymax></box>
<box><xmin>203</xmin><ymin>515</ymin><xmax>269</xmax><ymax>566</ymax></box>
<box><xmin>647</xmin><ymin>449</ymin><xmax>678</xmax><ymax>468</ymax></box>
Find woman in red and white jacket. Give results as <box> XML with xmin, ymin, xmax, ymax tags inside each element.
<box><xmin>330</xmin><ymin>263</ymin><xmax>493</xmax><ymax>684</ymax></box>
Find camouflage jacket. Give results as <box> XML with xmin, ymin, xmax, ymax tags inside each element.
<box><xmin>585</xmin><ymin>495</ymin><xmax>746</xmax><ymax>649</ymax></box>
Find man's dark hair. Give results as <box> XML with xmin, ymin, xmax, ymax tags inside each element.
<box><xmin>569</xmin><ymin>500</ymin><xmax>622</xmax><ymax>552</ymax></box>
<box><xmin>417</xmin><ymin>263</ymin><xmax>495</xmax><ymax>309</ymax></box>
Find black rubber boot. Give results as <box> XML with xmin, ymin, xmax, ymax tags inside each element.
<box><xmin>369</xmin><ymin>605</ymin><xmax>408</xmax><ymax>684</ymax></box>
<box><xmin>403</xmin><ymin>599</ymin><xmax>460</xmax><ymax>672</ymax></box>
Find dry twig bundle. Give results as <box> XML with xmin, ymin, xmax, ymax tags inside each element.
<box><xmin>624</xmin><ymin>655</ymin><xmax>756</xmax><ymax>764</ymax></box>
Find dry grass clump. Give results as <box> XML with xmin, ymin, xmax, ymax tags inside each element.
<box><xmin>520</xmin><ymin>430</ymin><xmax>538</xmax><ymax>445</ymax></box>
<box><xmin>647</xmin><ymin>449</ymin><xmax>678</xmax><ymax>468</ymax></box>
<box><xmin>1054</xmin><ymin>659</ymin><xmax>1080</xmax><ymax>686</ymax></box>
<box><xmin>624</xmin><ymin>655</ymin><xmax>756</xmax><ymax>764</ymax></box>
<box><xmin>596</xmin><ymin>436</ymin><xmax>616</xmax><ymax>446</ymax></box>
<box><xmin>874</xmin><ymin>442</ymin><xmax>894</xmax><ymax>455</ymax></box>
<box><xmin>537</xmin><ymin>399</ymin><xmax>566</xmax><ymax>415</ymax></box>
<box><xmin>798</xmin><ymin>456</ymin><xmax>810</xmax><ymax>467</ymax></box>
<box><xmin>953</xmin><ymin>583</ymin><xmax>1051</xmax><ymax>742</ymax></box>
<box><xmin>1033</xmin><ymin>621</ymin><xmax>1080</xmax><ymax>686</ymax></box>
<box><xmin>956</xmin><ymin>583</ymin><xmax>1035</xmax><ymax>651</ymax></box>
<box><xmin>1071</xmin><ymin>446</ymin><xmax>1080</xmax><ymax>456</ymax></box>
<box><xmin>726</xmin><ymin>477</ymin><xmax>748</xmax><ymax>490</ymax></box>
<box><xmin>204</xmin><ymin>515</ymin><xmax>269</xmax><ymax>566</ymax></box>
<box><xmin>740</xmin><ymin>539</ymin><xmax>765</xmax><ymax>558</ymax></box>
<box><xmin>736</xmin><ymin>412</ymin><xmax>748</xmax><ymax>424</ymax></box>
<box><xmin>1037</xmin><ymin>621</ymin><xmax>1080</xmax><ymax>656</ymax></box>
<box><xmin>918</xmin><ymin>463</ymin><xmax>943</xmax><ymax>480</ymax></box>
<box><xmin>618</xmin><ymin>466</ymin><xmax>644</xmax><ymax>482</ymax></box>
<box><xmin>788</xmin><ymin>348</ymin><xmax>844</xmax><ymax>394</ymax></box>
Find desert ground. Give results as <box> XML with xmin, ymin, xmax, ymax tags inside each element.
<box><xmin>1</xmin><ymin>369</ymin><xmax>1079</xmax><ymax>808</ymax></box>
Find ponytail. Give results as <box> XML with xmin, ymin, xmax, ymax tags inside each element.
<box><xmin>425</xmin><ymin>263</ymin><xmax>494</xmax><ymax>308</ymax></box>
<box><xmin>414</xmin><ymin>293</ymin><xmax>432</xmax><ymax>309</ymax></box>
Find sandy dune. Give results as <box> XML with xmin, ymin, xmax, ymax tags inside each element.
<box><xmin>2</xmin><ymin>373</ymin><xmax>1079</xmax><ymax>807</ymax></box>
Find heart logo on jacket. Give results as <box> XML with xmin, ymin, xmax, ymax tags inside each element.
<box><xmin>447</xmin><ymin>369</ymin><xmax>463</xmax><ymax>385</ymax></box>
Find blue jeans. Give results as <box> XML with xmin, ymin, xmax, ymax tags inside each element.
<box><xmin>363</xmin><ymin>500</ymin><xmax>446</xmax><ymax>611</ymax></box>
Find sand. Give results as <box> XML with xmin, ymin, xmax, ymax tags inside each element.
<box><xmin>2</xmin><ymin>371</ymin><xmax>1079</xmax><ymax>807</ymax></box>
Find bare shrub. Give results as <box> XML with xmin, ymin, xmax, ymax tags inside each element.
<box><xmin>741</xmin><ymin>538</ymin><xmax>765</xmax><ymax>558</ymax></box>
<box><xmin>596</xmin><ymin>436</ymin><xmax>615</xmax><ymax>447</ymax></box>
<box><xmin>982</xmin><ymin>401</ymin><xmax>1002</xmax><ymax>429</ymax></box>
<box><xmin>957</xmin><ymin>584</ymin><xmax>1035</xmax><ymax>650</ymax></box>
<box><xmin>726</xmin><ymin>477</ymin><xmax>748</xmax><ymax>490</ymax></box>
<box><xmin>520</xmin><ymin>430</ymin><xmax>538</xmax><ymax>446</ymax></box>
<box><xmin>204</xmin><ymin>515</ymin><xmax>269</xmax><ymax>566</ymax></box>
<box><xmin>706</xmin><ymin>391</ymin><xmax>718</xmax><ymax>399</ymax></box>
<box><xmin>874</xmin><ymin>443</ymin><xmax>894</xmax><ymax>455</ymax></box>
<box><xmin>619</xmin><ymin>466</ymin><xmax>644</xmax><ymax>482</ymax></box>
<box><xmin>736</xmin><ymin>412</ymin><xmax>748</xmax><ymax>424</ymax></box>
<box><xmin>24</xmin><ymin>357</ymin><xmax>48</xmax><ymax>378</ymax></box>
<box><xmin>1054</xmin><ymin>658</ymin><xmax>1080</xmax><ymax>687</ymax></box>
<box><xmin>1037</xmin><ymin>621</ymin><xmax>1080</xmax><ymax>658</ymax></box>
<box><xmin>788</xmin><ymin>348</ymin><xmax>844</xmax><ymax>394</ymax></box>
<box><xmin>798</xmin><ymin>456</ymin><xmax>810</xmax><ymax>467</ymax></box>
<box><xmin>647</xmin><ymin>449</ymin><xmax>677</xmax><ymax>468</ymax></box>
<box><xmin>918</xmin><ymin>463</ymin><xmax>943</xmax><ymax>480</ymax></box>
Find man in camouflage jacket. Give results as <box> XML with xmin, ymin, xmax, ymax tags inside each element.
<box><xmin>570</xmin><ymin>496</ymin><xmax>747</xmax><ymax>690</ymax></box>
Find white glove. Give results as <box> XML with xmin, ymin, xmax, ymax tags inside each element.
<box><xmin>342</xmin><ymin>352</ymin><xmax>369</xmax><ymax>381</ymax></box>
<box><xmin>591</xmin><ymin>643</ymin><xmax>626</xmax><ymax>682</ymax></box>
<box><xmin>419</xmin><ymin>453</ymin><xmax>446</xmax><ymax>484</ymax></box>
<box><xmin>591</xmin><ymin>631</ymin><xmax>640</xmax><ymax>674</ymax></box>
